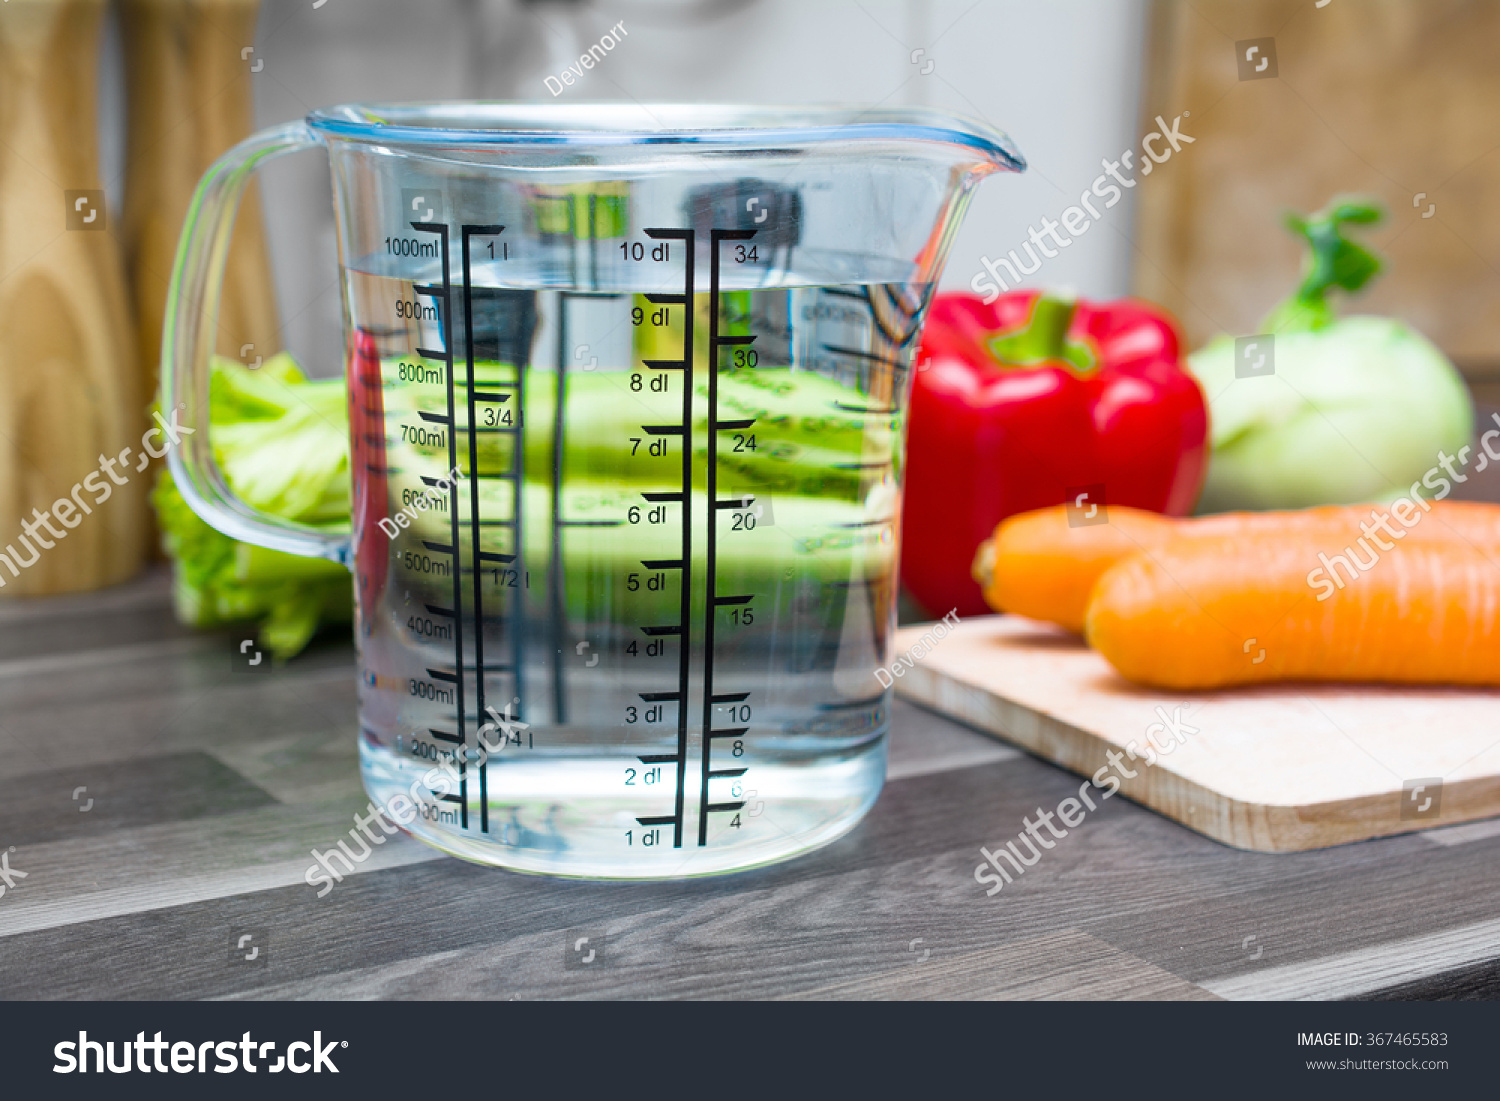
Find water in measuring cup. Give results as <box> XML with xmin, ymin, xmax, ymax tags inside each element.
<box><xmin>349</xmin><ymin>260</ymin><xmax>930</xmax><ymax>877</ymax></box>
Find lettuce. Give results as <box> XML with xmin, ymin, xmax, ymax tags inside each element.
<box><xmin>152</xmin><ymin>354</ymin><xmax>352</xmax><ymax>661</ymax></box>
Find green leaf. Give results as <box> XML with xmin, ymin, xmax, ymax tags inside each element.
<box><xmin>1262</xmin><ymin>197</ymin><xmax>1385</xmax><ymax>333</ymax></box>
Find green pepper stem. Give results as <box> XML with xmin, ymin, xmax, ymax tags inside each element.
<box><xmin>1261</xmin><ymin>198</ymin><xmax>1384</xmax><ymax>333</ymax></box>
<box><xmin>986</xmin><ymin>294</ymin><xmax>1095</xmax><ymax>373</ymax></box>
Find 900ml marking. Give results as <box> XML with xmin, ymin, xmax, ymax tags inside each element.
<box><xmin>395</xmin><ymin>298</ymin><xmax>437</xmax><ymax>321</ymax></box>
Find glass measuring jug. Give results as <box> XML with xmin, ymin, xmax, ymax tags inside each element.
<box><xmin>163</xmin><ymin>104</ymin><xmax>1023</xmax><ymax>878</ymax></box>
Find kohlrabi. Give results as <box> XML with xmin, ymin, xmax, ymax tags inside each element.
<box><xmin>1188</xmin><ymin>198</ymin><xmax>1473</xmax><ymax>513</ymax></box>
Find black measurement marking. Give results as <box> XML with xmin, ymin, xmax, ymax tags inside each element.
<box><xmin>821</xmin><ymin>343</ymin><xmax>893</xmax><ymax>363</ymax></box>
<box><xmin>461</xmin><ymin>223</ymin><xmax>507</xmax><ymax>834</ymax></box>
<box><xmin>636</xmin><ymin>228</ymin><xmax>695</xmax><ymax>848</ymax></box>
<box><xmin>699</xmin><ymin>227</ymin><xmax>759</xmax><ymax>847</ymax></box>
<box><xmin>817</xmin><ymin>692</ymin><xmax>887</xmax><ymax>710</ymax></box>
<box><xmin>412</xmin><ymin>221</ymin><xmax>468</xmax><ymax>832</ymax></box>
<box><xmin>833</xmin><ymin>401</ymin><xmax>900</xmax><ymax>415</ymax></box>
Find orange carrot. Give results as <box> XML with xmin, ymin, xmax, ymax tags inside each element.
<box><xmin>974</xmin><ymin>501</ymin><xmax>1500</xmax><ymax>633</ymax></box>
<box><xmin>1085</xmin><ymin>533</ymin><xmax>1500</xmax><ymax>690</ymax></box>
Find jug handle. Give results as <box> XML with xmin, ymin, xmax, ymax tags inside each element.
<box><xmin>161</xmin><ymin>121</ymin><xmax>350</xmax><ymax>565</ymax></box>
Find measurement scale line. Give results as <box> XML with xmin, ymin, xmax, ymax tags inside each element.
<box><xmin>821</xmin><ymin>343</ymin><xmax>890</xmax><ymax>363</ymax></box>
<box><xmin>715</xmin><ymin>497</ymin><xmax>755</xmax><ymax>510</ymax></box>
<box><xmin>639</xmin><ymin>690</ymin><xmax>681</xmax><ymax>703</ymax></box>
<box><xmin>832</xmin><ymin>461</ymin><xmax>888</xmax><ymax>470</ymax></box>
<box><xmin>414</xmin><ymin>220</ymin><xmax>467</xmax><ymax>832</ymax></box>
<box><xmin>713</xmin><ymin>594</ymin><xmax>753</xmax><ymax>606</ymax></box>
<box><xmin>426</xmin><ymin>668</ymin><xmax>459</xmax><ymax>683</ymax></box>
<box><xmin>705</xmin><ymin>802</ymin><xmax>746</xmax><ymax>813</ymax></box>
<box><xmin>417</xmin><ymin>411</ymin><xmax>451</xmax><ymax>424</ymax></box>
<box><xmin>463</xmin><ymin>223</ymin><xmax>504</xmax><ymax>834</ymax></box>
<box><xmin>424</xmin><ymin>605</ymin><xmax>454</xmax><ymax>617</ymax></box>
<box><xmin>635</xmin><ymin>815</ymin><xmax>675</xmax><ymax>826</ymax></box>
<box><xmin>477</xmin><ymin>551</ymin><xmax>515</xmax><ymax>564</ymax></box>
<box><xmin>642</xmin><ymin>626</ymin><xmax>682</xmax><ymax>637</ymax></box>
<box><xmin>711</xmin><ymin>692</ymin><xmax>750</xmax><ymax>703</ymax></box>
<box><xmin>641</xmin><ymin>359</ymin><xmax>686</xmax><ymax>371</ymax></box>
<box><xmin>714</xmin><ymin>334</ymin><xmax>756</xmax><ymax>347</ymax></box>
<box><xmin>834</xmin><ymin>401</ymin><xmax>899</xmax><ymax>415</ymax></box>
<box><xmin>414</xmin><ymin>346</ymin><xmax>446</xmax><ymax>360</ymax></box>
<box><xmin>708</xmin><ymin>768</ymin><xmax>748</xmax><ymax>778</ymax></box>
<box><xmin>714</xmin><ymin>419</ymin><xmax>756</xmax><ymax>431</ymax></box>
<box><xmin>818</xmin><ymin>692</ymin><xmax>887</xmax><ymax>710</ymax></box>
<box><xmin>422</xmin><ymin>541</ymin><xmax>454</xmax><ymax>554</ymax></box>
<box><xmin>701</xmin><ymin>227</ymin><xmax>755</xmax><ymax>846</ymax></box>
<box><xmin>557</xmin><ymin>519</ymin><xmax>623</xmax><ymax>527</ymax></box>
<box><xmin>638</xmin><ymin>754</ymin><xmax>678</xmax><ymax>764</ymax></box>
<box><xmin>642</xmin><ymin>226</ymin><xmax>694</xmax><ymax>848</ymax></box>
<box><xmin>642</xmin><ymin>424</ymin><xmax>684</xmax><ymax>436</ymax></box>
<box><xmin>641</xmin><ymin>559</ymin><xmax>682</xmax><ymax>570</ymax></box>
<box><xmin>707</xmin><ymin>727</ymin><xmax>749</xmax><ymax>739</ymax></box>
<box><xmin>429</xmin><ymin>729</ymin><xmax>463</xmax><ymax>744</ymax></box>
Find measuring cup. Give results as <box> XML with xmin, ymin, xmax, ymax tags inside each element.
<box><xmin>163</xmin><ymin>103</ymin><xmax>1023</xmax><ymax>878</ymax></box>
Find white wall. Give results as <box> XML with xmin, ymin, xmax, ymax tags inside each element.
<box><xmin>103</xmin><ymin>0</ymin><xmax>1147</xmax><ymax>376</ymax></box>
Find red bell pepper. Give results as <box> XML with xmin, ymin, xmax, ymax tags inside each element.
<box><xmin>901</xmin><ymin>290</ymin><xmax>1209</xmax><ymax>618</ymax></box>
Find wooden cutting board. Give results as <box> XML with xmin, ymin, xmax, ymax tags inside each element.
<box><xmin>892</xmin><ymin>616</ymin><xmax>1500</xmax><ymax>852</ymax></box>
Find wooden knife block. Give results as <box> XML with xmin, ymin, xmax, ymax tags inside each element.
<box><xmin>0</xmin><ymin>0</ymin><xmax>146</xmax><ymax>594</ymax></box>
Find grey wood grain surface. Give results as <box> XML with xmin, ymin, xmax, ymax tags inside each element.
<box><xmin>1</xmin><ymin>570</ymin><xmax>1497</xmax><ymax>1000</ymax></box>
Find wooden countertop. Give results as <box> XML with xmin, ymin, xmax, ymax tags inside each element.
<box><xmin>1</xmin><ymin>570</ymin><xmax>1497</xmax><ymax>1000</ymax></box>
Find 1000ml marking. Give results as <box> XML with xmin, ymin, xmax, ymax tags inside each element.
<box><xmin>386</xmin><ymin>236</ymin><xmax>439</xmax><ymax>258</ymax></box>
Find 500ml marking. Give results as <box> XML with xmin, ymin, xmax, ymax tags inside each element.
<box><xmin>403</xmin><ymin>550</ymin><xmax>450</xmax><ymax>577</ymax></box>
